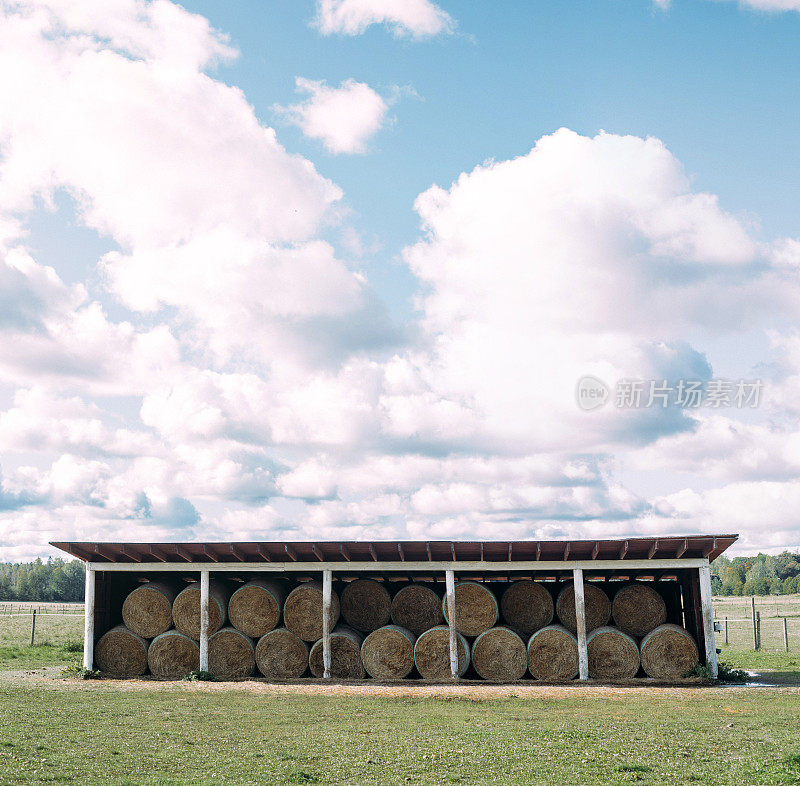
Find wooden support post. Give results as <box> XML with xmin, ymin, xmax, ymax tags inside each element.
<box><xmin>784</xmin><ymin>617</ymin><xmax>789</xmax><ymax>653</ymax></box>
<box><xmin>756</xmin><ymin>611</ymin><xmax>761</xmax><ymax>651</ymax></box>
<box><xmin>724</xmin><ymin>616</ymin><xmax>728</xmax><ymax>646</ymax></box>
<box><xmin>751</xmin><ymin>597</ymin><xmax>758</xmax><ymax>650</ymax></box>
<box><xmin>322</xmin><ymin>570</ymin><xmax>332</xmax><ymax>679</ymax></box>
<box><xmin>83</xmin><ymin>566</ymin><xmax>95</xmax><ymax>670</ymax></box>
<box><xmin>199</xmin><ymin>569</ymin><xmax>210</xmax><ymax>672</ymax></box>
<box><xmin>698</xmin><ymin>564</ymin><xmax>718</xmax><ymax>678</ymax></box>
<box><xmin>573</xmin><ymin>568</ymin><xmax>589</xmax><ymax>681</ymax></box>
<box><xmin>445</xmin><ymin>569</ymin><xmax>458</xmax><ymax>680</ymax></box>
<box><xmin>30</xmin><ymin>610</ymin><xmax>36</xmax><ymax>646</ymax></box>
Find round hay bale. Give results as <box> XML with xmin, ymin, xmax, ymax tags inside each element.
<box><xmin>414</xmin><ymin>625</ymin><xmax>470</xmax><ymax>680</ymax></box>
<box><xmin>228</xmin><ymin>579</ymin><xmax>288</xmax><ymax>638</ymax></box>
<box><xmin>555</xmin><ymin>581</ymin><xmax>611</xmax><ymax>634</ymax></box>
<box><xmin>308</xmin><ymin>626</ymin><xmax>365</xmax><ymax>679</ymax></box>
<box><xmin>341</xmin><ymin>579</ymin><xmax>392</xmax><ymax>633</ymax></box>
<box><xmin>255</xmin><ymin>628</ymin><xmax>309</xmax><ymax>679</ymax></box>
<box><xmin>442</xmin><ymin>582</ymin><xmax>498</xmax><ymax>637</ymax></box>
<box><xmin>147</xmin><ymin>630</ymin><xmax>199</xmax><ymax>679</ymax></box>
<box><xmin>612</xmin><ymin>582</ymin><xmax>667</xmax><ymax>637</ymax></box>
<box><xmin>208</xmin><ymin>626</ymin><xmax>256</xmax><ymax>680</ymax></box>
<box><xmin>121</xmin><ymin>581</ymin><xmax>175</xmax><ymax>639</ymax></box>
<box><xmin>640</xmin><ymin>624</ymin><xmax>699</xmax><ymax>679</ymax></box>
<box><xmin>391</xmin><ymin>584</ymin><xmax>443</xmax><ymax>637</ymax></box>
<box><xmin>527</xmin><ymin>625</ymin><xmax>579</xmax><ymax>681</ymax></box>
<box><xmin>471</xmin><ymin>626</ymin><xmax>527</xmax><ymax>682</ymax></box>
<box><xmin>283</xmin><ymin>581</ymin><xmax>340</xmax><ymax>642</ymax></box>
<box><xmin>95</xmin><ymin>625</ymin><xmax>148</xmax><ymax>677</ymax></box>
<box><xmin>361</xmin><ymin>625</ymin><xmax>416</xmax><ymax>680</ymax></box>
<box><xmin>172</xmin><ymin>580</ymin><xmax>229</xmax><ymax>640</ymax></box>
<box><xmin>586</xmin><ymin>626</ymin><xmax>640</xmax><ymax>680</ymax></box>
<box><xmin>500</xmin><ymin>581</ymin><xmax>554</xmax><ymax>636</ymax></box>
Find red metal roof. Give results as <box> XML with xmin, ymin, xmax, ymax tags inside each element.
<box><xmin>50</xmin><ymin>534</ymin><xmax>737</xmax><ymax>564</ymax></box>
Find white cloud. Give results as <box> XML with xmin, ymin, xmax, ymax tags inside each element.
<box><xmin>276</xmin><ymin>78</ymin><xmax>390</xmax><ymax>155</ymax></box>
<box><xmin>656</xmin><ymin>0</ymin><xmax>800</xmax><ymax>13</ymax></box>
<box><xmin>313</xmin><ymin>0</ymin><xmax>454</xmax><ymax>38</ymax></box>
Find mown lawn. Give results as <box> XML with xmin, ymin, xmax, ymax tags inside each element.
<box><xmin>718</xmin><ymin>648</ymin><xmax>800</xmax><ymax>672</ymax></box>
<box><xmin>0</xmin><ymin>683</ymin><xmax>799</xmax><ymax>785</ymax></box>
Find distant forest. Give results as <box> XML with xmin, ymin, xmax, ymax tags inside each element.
<box><xmin>0</xmin><ymin>558</ymin><xmax>85</xmax><ymax>602</ymax></box>
<box><xmin>1</xmin><ymin>551</ymin><xmax>799</xmax><ymax>601</ymax></box>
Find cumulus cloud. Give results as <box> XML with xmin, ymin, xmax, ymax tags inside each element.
<box><xmin>313</xmin><ymin>0</ymin><xmax>454</xmax><ymax>38</ymax></box>
<box><xmin>276</xmin><ymin>78</ymin><xmax>390</xmax><ymax>155</ymax></box>
<box><xmin>656</xmin><ymin>0</ymin><xmax>800</xmax><ymax>12</ymax></box>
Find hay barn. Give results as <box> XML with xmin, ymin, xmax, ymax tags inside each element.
<box><xmin>51</xmin><ymin>535</ymin><xmax>735</xmax><ymax>682</ymax></box>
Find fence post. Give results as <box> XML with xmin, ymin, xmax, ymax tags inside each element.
<box><xmin>751</xmin><ymin>597</ymin><xmax>758</xmax><ymax>650</ymax></box>
<box><xmin>724</xmin><ymin>616</ymin><xmax>728</xmax><ymax>646</ymax></box>
<box><xmin>784</xmin><ymin>617</ymin><xmax>789</xmax><ymax>653</ymax></box>
<box><xmin>30</xmin><ymin>610</ymin><xmax>36</xmax><ymax>646</ymax></box>
<box><xmin>756</xmin><ymin>611</ymin><xmax>761</xmax><ymax>651</ymax></box>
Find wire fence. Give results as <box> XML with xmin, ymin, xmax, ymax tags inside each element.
<box><xmin>0</xmin><ymin>601</ymin><xmax>83</xmax><ymax>616</ymax></box>
<box><xmin>714</xmin><ymin>594</ymin><xmax>800</xmax><ymax>652</ymax></box>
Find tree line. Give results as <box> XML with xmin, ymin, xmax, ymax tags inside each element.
<box><xmin>711</xmin><ymin>551</ymin><xmax>800</xmax><ymax>596</ymax></box>
<box><xmin>0</xmin><ymin>558</ymin><xmax>85</xmax><ymax>602</ymax></box>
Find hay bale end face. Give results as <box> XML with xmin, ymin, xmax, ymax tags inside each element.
<box><xmin>471</xmin><ymin>627</ymin><xmax>527</xmax><ymax>682</ymax></box>
<box><xmin>172</xmin><ymin>580</ymin><xmax>229</xmax><ymax>640</ymax></box>
<box><xmin>640</xmin><ymin>624</ymin><xmax>699</xmax><ymax>679</ymax></box>
<box><xmin>414</xmin><ymin>625</ymin><xmax>469</xmax><ymax>680</ymax></box>
<box><xmin>390</xmin><ymin>583</ymin><xmax>443</xmax><ymax>637</ymax></box>
<box><xmin>612</xmin><ymin>582</ymin><xmax>667</xmax><ymax>637</ymax></box>
<box><xmin>361</xmin><ymin>625</ymin><xmax>416</xmax><ymax>680</ymax></box>
<box><xmin>527</xmin><ymin>625</ymin><xmax>579</xmax><ymax>681</ymax></box>
<box><xmin>95</xmin><ymin>625</ymin><xmax>149</xmax><ymax>677</ymax></box>
<box><xmin>586</xmin><ymin>626</ymin><xmax>640</xmax><ymax>679</ymax></box>
<box><xmin>255</xmin><ymin>628</ymin><xmax>309</xmax><ymax>679</ymax></box>
<box><xmin>228</xmin><ymin>579</ymin><xmax>288</xmax><ymax>638</ymax></box>
<box><xmin>500</xmin><ymin>581</ymin><xmax>554</xmax><ymax>636</ymax></box>
<box><xmin>443</xmin><ymin>581</ymin><xmax>498</xmax><ymax>637</ymax></box>
<box><xmin>340</xmin><ymin>579</ymin><xmax>391</xmax><ymax>633</ymax></box>
<box><xmin>555</xmin><ymin>581</ymin><xmax>611</xmax><ymax>634</ymax></box>
<box><xmin>147</xmin><ymin>630</ymin><xmax>200</xmax><ymax>679</ymax></box>
<box><xmin>121</xmin><ymin>581</ymin><xmax>175</xmax><ymax>639</ymax></box>
<box><xmin>283</xmin><ymin>581</ymin><xmax>341</xmax><ymax>642</ymax></box>
<box><xmin>309</xmin><ymin>626</ymin><xmax>365</xmax><ymax>679</ymax></box>
<box><xmin>209</xmin><ymin>626</ymin><xmax>256</xmax><ymax>680</ymax></box>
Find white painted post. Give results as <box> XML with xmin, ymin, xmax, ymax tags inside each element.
<box><xmin>83</xmin><ymin>566</ymin><xmax>95</xmax><ymax>670</ymax></box>
<box><xmin>445</xmin><ymin>569</ymin><xmax>458</xmax><ymax>680</ymax></box>
<box><xmin>699</xmin><ymin>564</ymin><xmax>718</xmax><ymax>678</ymax></box>
<box><xmin>322</xmin><ymin>570</ymin><xmax>332</xmax><ymax>679</ymax></box>
<box><xmin>573</xmin><ymin>568</ymin><xmax>589</xmax><ymax>681</ymax></box>
<box><xmin>199</xmin><ymin>569</ymin><xmax>210</xmax><ymax>672</ymax></box>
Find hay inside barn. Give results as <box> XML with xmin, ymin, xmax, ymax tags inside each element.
<box><xmin>148</xmin><ymin>630</ymin><xmax>200</xmax><ymax>679</ymax></box>
<box><xmin>500</xmin><ymin>581</ymin><xmax>554</xmax><ymax>636</ymax></box>
<box><xmin>121</xmin><ymin>581</ymin><xmax>175</xmax><ymax>639</ymax></box>
<box><xmin>390</xmin><ymin>584</ymin><xmax>443</xmax><ymax>637</ymax></box>
<box><xmin>443</xmin><ymin>581</ymin><xmax>498</xmax><ymax>637</ymax></box>
<box><xmin>640</xmin><ymin>623</ymin><xmax>699</xmax><ymax>679</ymax></box>
<box><xmin>309</xmin><ymin>626</ymin><xmax>365</xmax><ymax>679</ymax></box>
<box><xmin>527</xmin><ymin>625</ymin><xmax>579</xmax><ymax>681</ymax></box>
<box><xmin>414</xmin><ymin>625</ymin><xmax>469</xmax><ymax>680</ymax></box>
<box><xmin>612</xmin><ymin>582</ymin><xmax>667</xmax><ymax>637</ymax></box>
<box><xmin>255</xmin><ymin>628</ymin><xmax>309</xmax><ymax>679</ymax></box>
<box><xmin>228</xmin><ymin>579</ymin><xmax>288</xmax><ymax>638</ymax></box>
<box><xmin>283</xmin><ymin>581</ymin><xmax>341</xmax><ymax>642</ymax></box>
<box><xmin>556</xmin><ymin>581</ymin><xmax>611</xmax><ymax>634</ymax></box>
<box><xmin>361</xmin><ymin>625</ymin><xmax>416</xmax><ymax>680</ymax></box>
<box><xmin>208</xmin><ymin>627</ymin><xmax>256</xmax><ymax>680</ymax></box>
<box><xmin>172</xmin><ymin>580</ymin><xmax>229</xmax><ymax>640</ymax></box>
<box><xmin>586</xmin><ymin>626</ymin><xmax>640</xmax><ymax>679</ymax></box>
<box><xmin>471</xmin><ymin>627</ymin><xmax>527</xmax><ymax>682</ymax></box>
<box><xmin>95</xmin><ymin>625</ymin><xmax>149</xmax><ymax>677</ymax></box>
<box><xmin>340</xmin><ymin>579</ymin><xmax>391</xmax><ymax>633</ymax></box>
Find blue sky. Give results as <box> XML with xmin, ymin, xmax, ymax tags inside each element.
<box><xmin>1</xmin><ymin>0</ymin><xmax>800</xmax><ymax>560</ymax></box>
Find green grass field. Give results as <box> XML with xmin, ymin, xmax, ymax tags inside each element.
<box><xmin>0</xmin><ymin>614</ymin><xmax>83</xmax><ymax>670</ymax></box>
<box><xmin>1</xmin><ymin>682</ymin><xmax>800</xmax><ymax>785</ymax></box>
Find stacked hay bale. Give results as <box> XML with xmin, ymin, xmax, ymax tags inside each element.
<box><xmin>172</xmin><ymin>580</ymin><xmax>230</xmax><ymax>640</ymax></box>
<box><xmin>500</xmin><ymin>581</ymin><xmax>554</xmax><ymax>636</ymax></box>
<box><xmin>361</xmin><ymin>625</ymin><xmax>416</xmax><ymax>679</ymax></box>
<box><xmin>341</xmin><ymin>579</ymin><xmax>391</xmax><ymax>633</ymax></box>
<box><xmin>640</xmin><ymin>624</ymin><xmax>699</xmax><ymax>679</ymax></box>
<box><xmin>586</xmin><ymin>626</ymin><xmax>640</xmax><ymax>679</ymax></box>
<box><xmin>611</xmin><ymin>582</ymin><xmax>667</xmax><ymax>637</ymax></box>
<box><xmin>556</xmin><ymin>581</ymin><xmax>611</xmax><ymax>634</ymax></box>
<box><xmin>443</xmin><ymin>581</ymin><xmax>498</xmax><ymax>637</ymax></box>
<box><xmin>283</xmin><ymin>581</ymin><xmax>340</xmax><ymax>642</ymax></box>
<box><xmin>228</xmin><ymin>579</ymin><xmax>288</xmax><ymax>638</ymax></box>
<box><xmin>148</xmin><ymin>630</ymin><xmax>199</xmax><ymax>678</ymax></box>
<box><xmin>255</xmin><ymin>628</ymin><xmax>309</xmax><ymax>679</ymax></box>
<box><xmin>414</xmin><ymin>625</ymin><xmax>469</xmax><ymax>680</ymax></box>
<box><xmin>122</xmin><ymin>581</ymin><xmax>175</xmax><ymax>638</ymax></box>
<box><xmin>391</xmin><ymin>584</ymin><xmax>443</xmax><ymax>636</ymax></box>
<box><xmin>208</xmin><ymin>627</ymin><xmax>256</xmax><ymax>679</ymax></box>
<box><xmin>309</xmin><ymin>626</ymin><xmax>365</xmax><ymax>678</ymax></box>
<box><xmin>471</xmin><ymin>627</ymin><xmax>527</xmax><ymax>681</ymax></box>
<box><xmin>95</xmin><ymin>625</ymin><xmax>149</xmax><ymax>677</ymax></box>
<box><xmin>527</xmin><ymin>625</ymin><xmax>579</xmax><ymax>681</ymax></box>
